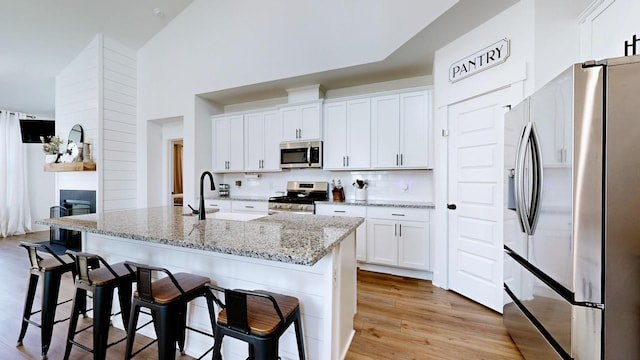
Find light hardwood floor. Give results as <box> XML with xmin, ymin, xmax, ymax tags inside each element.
<box><xmin>1</xmin><ymin>232</ymin><xmax>523</xmax><ymax>359</ymax></box>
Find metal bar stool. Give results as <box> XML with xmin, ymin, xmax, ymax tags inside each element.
<box><xmin>16</xmin><ymin>241</ymin><xmax>77</xmax><ymax>360</ymax></box>
<box><xmin>123</xmin><ymin>261</ymin><xmax>217</xmax><ymax>360</ymax></box>
<box><xmin>208</xmin><ymin>284</ymin><xmax>306</xmax><ymax>360</ymax></box>
<box><xmin>63</xmin><ymin>251</ymin><xmax>136</xmax><ymax>360</ymax></box>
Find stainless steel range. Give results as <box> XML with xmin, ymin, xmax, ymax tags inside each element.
<box><xmin>268</xmin><ymin>181</ymin><xmax>328</xmax><ymax>215</ymax></box>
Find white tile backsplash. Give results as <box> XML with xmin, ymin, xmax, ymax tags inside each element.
<box><xmin>216</xmin><ymin>169</ymin><xmax>433</xmax><ymax>202</ymax></box>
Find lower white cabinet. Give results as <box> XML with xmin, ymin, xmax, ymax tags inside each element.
<box><xmin>203</xmin><ymin>199</ymin><xmax>232</xmax><ymax>211</ymax></box>
<box><xmin>231</xmin><ymin>200</ymin><xmax>268</xmax><ymax>214</ymax></box>
<box><xmin>315</xmin><ymin>204</ymin><xmax>367</xmax><ymax>261</ymax></box>
<box><xmin>203</xmin><ymin>199</ymin><xmax>268</xmax><ymax>215</ymax></box>
<box><xmin>366</xmin><ymin>207</ymin><xmax>430</xmax><ymax>271</ymax></box>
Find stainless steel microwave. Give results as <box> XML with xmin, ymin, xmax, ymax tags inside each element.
<box><xmin>280</xmin><ymin>140</ymin><xmax>322</xmax><ymax>168</ymax></box>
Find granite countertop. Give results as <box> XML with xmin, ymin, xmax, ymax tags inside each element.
<box><xmin>207</xmin><ymin>196</ymin><xmax>435</xmax><ymax>209</ymax></box>
<box><xmin>315</xmin><ymin>199</ymin><xmax>435</xmax><ymax>209</ymax></box>
<box><xmin>205</xmin><ymin>196</ymin><xmax>270</xmax><ymax>202</ymax></box>
<box><xmin>37</xmin><ymin>206</ymin><xmax>363</xmax><ymax>266</ymax></box>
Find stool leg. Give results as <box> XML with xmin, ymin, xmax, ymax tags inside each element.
<box><xmin>253</xmin><ymin>339</ymin><xmax>278</xmax><ymax>360</ymax></box>
<box><xmin>116</xmin><ymin>281</ymin><xmax>133</xmax><ymax>331</ymax></box>
<box><xmin>176</xmin><ymin>302</ymin><xmax>187</xmax><ymax>355</ymax></box>
<box><xmin>41</xmin><ymin>271</ymin><xmax>63</xmax><ymax>358</ymax></box>
<box><xmin>63</xmin><ymin>287</ymin><xmax>86</xmax><ymax>360</ymax></box>
<box><xmin>156</xmin><ymin>305</ymin><xmax>179</xmax><ymax>360</ymax></box>
<box><xmin>124</xmin><ymin>303</ymin><xmax>141</xmax><ymax>360</ymax></box>
<box><xmin>294</xmin><ymin>314</ymin><xmax>306</xmax><ymax>360</ymax></box>
<box><xmin>17</xmin><ymin>273</ymin><xmax>39</xmax><ymax>345</ymax></box>
<box><xmin>212</xmin><ymin>328</ymin><xmax>224</xmax><ymax>360</ymax></box>
<box><xmin>93</xmin><ymin>286</ymin><xmax>115</xmax><ymax>360</ymax></box>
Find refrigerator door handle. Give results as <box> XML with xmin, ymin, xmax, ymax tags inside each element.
<box><xmin>528</xmin><ymin>122</ymin><xmax>544</xmax><ymax>234</ymax></box>
<box><xmin>514</xmin><ymin>123</ymin><xmax>532</xmax><ymax>235</ymax></box>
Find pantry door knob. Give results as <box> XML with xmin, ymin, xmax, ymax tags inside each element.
<box><xmin>447</xmin><ymin>203</ymin><xmax>457</xmax><ymax>210</ymax></box>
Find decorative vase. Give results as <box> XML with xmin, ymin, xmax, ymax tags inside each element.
<box><xmin>45</xmin><ymin>154</ymin><xmax>58</xmax><ymax>163</ymax></box>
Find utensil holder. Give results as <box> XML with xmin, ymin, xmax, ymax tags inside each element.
<box><xmin>355</xmin><ymin>188</ymin><xmax>367</xmax><ymax>201</ymax></box>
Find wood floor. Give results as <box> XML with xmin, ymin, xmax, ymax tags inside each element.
<box><xmin>1</xmin><ymin>232</ymin><xmax>523</xmax><ymax>359</ymax></box>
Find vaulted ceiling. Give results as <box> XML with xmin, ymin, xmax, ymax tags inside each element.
<box><xmin>0</xmin><ymin>0</ymin><xmax>516</xmax><ymax>118</ymax></box>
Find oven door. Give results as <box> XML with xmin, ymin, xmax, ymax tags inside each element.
<box><xmin>280</xmin><ymin>141</ymin><xmax>322</xmax><ymax>168</ymax></box>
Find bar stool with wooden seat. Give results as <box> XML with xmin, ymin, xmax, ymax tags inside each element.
<box><xmin>16</xmin><ymin>241</ymin><xmax>77</xmax><ymax>360</ymax></box>
<box><xmin>123</xmin><ymin>261</ymin><xmax>217</xmax><ymax>360</ymax></box>
<box><xmin>208</xmin><ymin>284</ymin><xmax>306</xmax><ymax>360</ymax></box>
<box><xmin>63</xmin><ymin>251</ymin><xmax>136</xmax><ymax>360</ymax></box>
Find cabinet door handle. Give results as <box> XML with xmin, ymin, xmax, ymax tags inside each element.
<box><xmin>346</xmin><ymin>156</ymin><xmax>349</xmax><ymax>166</ymax></box>
<box><xmin>391</xmin><ymin>213</ymin><xmax>405</xmax><ymax>217</ymax></box>
<box><xmin>396</xmin><ymin>154</ymin><xmax>399</xmax><ymax>166</ymax></box>
<box><xmin>334</xmin><ymin>210</ymin><xmax>346</xmax><ymax>213</ymax></box>
<box><xmin>399</xmin><ymin>224</ymin><xmax>402</xmax><ymax>237</ymax></box>
<box><xmin>343</xmin><ymin>156</ymin><xmax>345</xmax><ymax>166</ymax></box>
<box><xmin>245</xmin><ymin>206</ymin><xmax>254</xmax><ymax>209</ymax></box>
<box><xmin>394</xmin><ymin>223</ymin><xmax>397</xmax><ymax>236</ymax></box>
<box><xmin>400</xmin><ymin>153</ymin><xmax>403</xmax><ymax>165</ymax></box>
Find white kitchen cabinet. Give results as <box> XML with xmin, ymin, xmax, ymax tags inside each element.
<box><xmin>366</xmin><ymin>207</ymin><xmax>430</xmax><ymax>270</ymax></box>
<box><xmin>371</xmin><ymin>89</ymin><xmax>432</xmax><ymax>169</ymax></box>
<box><xmin>203</xmin><ymin>199</ymin><xmax>232</xmax><ymax>212</ymax></box>
<box><xmin>323</xmin><ymin>98</ymin><xmax>370</xmax><ymax>170</ymax></box>
<box><xmin>281</xmin><ymin>102</ymin><xmax>322</xmax><ymax>141</ymax></box>
<box><xmin>231</xmin><ymin>200</ymin><xmax>269</xmax><ymax>214</ymax></box>
<box><xmin>244</xmin><ymin>110</ymin><xmax>282</xmax><ymax>172</ymax></box>
<box><xmin>315</xmin><ymin>203</ymin><xmax>367</xmax><ymax>261</ymax></box>
<box><xmin>212</xmin><ymin>115</ymin><xmax>244</xmax><ymax>172</ymax></box>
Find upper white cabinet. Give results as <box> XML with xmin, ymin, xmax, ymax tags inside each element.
<box><xmin>244</xmin><ymin>110</ymin><xmax>282</xmax><ymax>172</ymax></box>
<box><xmin>212</xmin><ymin>115</ymin><xmax>244</xmax><ymax>172</ymax></box>
<box><xmin>371</xmin><ymin>90</ymin><xmax>432</xmax><ymax>169</ymax></box>
<box><xmin>323</xmin><ymin>98</ymin><xmax>371</xmax><ymax>170</ymax></box>
<box><xmin>281</xmin><ymin>102</ymin><xmax>322</xmax><ymax>141</ymax></box>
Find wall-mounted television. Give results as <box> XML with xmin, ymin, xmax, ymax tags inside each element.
<box><xmin>19</xmin><ymin>120</ymin><xmax>55</xmax><ymax>143</ymax></box>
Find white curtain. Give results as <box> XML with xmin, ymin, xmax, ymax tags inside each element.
<box><xmin>0</xmin><ymin>110</ymin><xmax>32</xmax><ymax>236</ymax></box>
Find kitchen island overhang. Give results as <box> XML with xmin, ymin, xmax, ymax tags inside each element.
<box><xmin>38</xmin><ymin>207</ymin><xmax>362</xmax><ymax>360</ymax></box>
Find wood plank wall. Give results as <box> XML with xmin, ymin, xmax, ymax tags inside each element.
<box><xmin>102</xmin><ymin>37</ymin><xmax>137</xmax><ymax>211</ymax></box>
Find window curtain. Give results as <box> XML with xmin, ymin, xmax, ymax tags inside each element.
<box><xmin>0</xmin><ymin>110</ymin><xmax>32</xmax><ymax>236</ymax></box>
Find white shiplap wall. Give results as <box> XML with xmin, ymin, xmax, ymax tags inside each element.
<box><xmin>55</xmin><ymin>34</ymin><xmax>137</xmax><ymax>212</ymax></box>
<box><xmin>102</xmin><ymin>37</ymin><xmax>137</xmax><ymax>211</ymax></box>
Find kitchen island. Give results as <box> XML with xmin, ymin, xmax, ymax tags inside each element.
<box><xmin>39</xmin><ymin>206</ymin><xmax>363</xmax><ymax>360</ymax></box>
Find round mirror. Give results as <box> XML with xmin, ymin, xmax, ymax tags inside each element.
<box><xmin>68</xmin><ymin>124</ymin><xmax>83</xmax><ymax>145</ymax></box>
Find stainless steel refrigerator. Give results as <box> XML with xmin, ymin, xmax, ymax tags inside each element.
<box><xmin>503</xmin><ymin>55</ymin><xmax>640</xmax><ymax>360</ymax></box>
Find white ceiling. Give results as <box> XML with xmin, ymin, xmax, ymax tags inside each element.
<box><xmin>0</xmin><ymin>0</ymin><xmax>517</xmax><ymax>118</ymax></box>
<box><xmin>0</xmin><ymin>0</ymin><xmax>194</xmax><ymax>117</ymax></box>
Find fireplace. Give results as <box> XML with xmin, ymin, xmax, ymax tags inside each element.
<box><xmin>50</xmin><ymin>190</ymin><xmax>96</xmax><ymax>250</ymax></box>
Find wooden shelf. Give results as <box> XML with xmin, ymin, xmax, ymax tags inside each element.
<box><xmin>44</xmin><ymin>162</ymin><xmax>96</xmax><ymax>172</ymax></box>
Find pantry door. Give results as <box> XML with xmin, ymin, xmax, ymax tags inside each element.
<box><xmin>447</xmin><ymin>85</ymin><xmax>516</xmax><ymax>312</ymax></box>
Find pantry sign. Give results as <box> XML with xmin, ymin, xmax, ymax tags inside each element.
<box><xmin>449</xmin><ymin>38</ymin><xmax>510</xmax><ymax>83</ymax></box>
